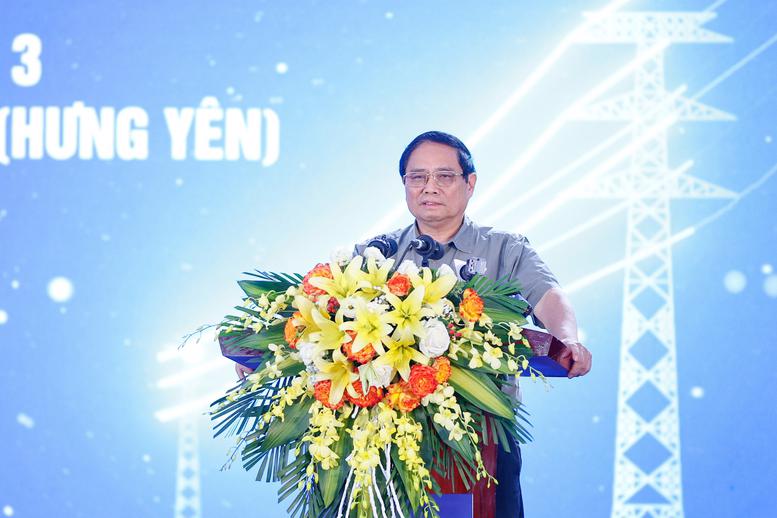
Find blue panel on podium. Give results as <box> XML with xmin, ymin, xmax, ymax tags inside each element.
<box><xmin>518</xmin><ymin>328</ymin><xmax>571</xmax><ymax>377</ymax></box>
<box><xmin>433</xmin><ymin>494</ymin><xmax>473</xmax><ymax>518</ymax></box>
<box><xmin>525</xmin><ymin>355</ymin><xmax>570</xmax><ymax>377</ymax></box>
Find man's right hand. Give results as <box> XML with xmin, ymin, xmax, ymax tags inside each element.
<box><xmin>235</xmin><ymin>363</ymin><xmax>254</xmax><ymax>380</ymax></box>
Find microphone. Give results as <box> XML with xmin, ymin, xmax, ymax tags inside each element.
<box><xmin>367</xmin><ymin>235</ymin><xmax>399</xmax><ymax>258</ymax></box>
<box><xmin>410</xmin><ymin>235</ymin><xmax>444</xmax><ymax>266</ymax></box>
<box><xmin>410</xmin><ymin>235</ymin><xmax>444</xmax><ymax>259</ymax></box>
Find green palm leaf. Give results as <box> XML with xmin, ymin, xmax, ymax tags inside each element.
<box><xmin>464</xmin><ymin>274</ymin><xmax>529</xmax><ymax>317</ymax></box>
<box><xmin>318</xmin><ymin>427</ymin><xmax>352</xmax><ymax>507</ymax></box>
<box><xmin>238</xmin><ymin>270</ymin><xmax>304</xmax><ymax>298</ymax></box>
<box><xmin>218</xmin><ymin>323</ymin><xmax>285</xmax><ymax>354</ymax></box>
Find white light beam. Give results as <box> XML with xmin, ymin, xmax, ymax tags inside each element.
<box><xmin>563</xmin><ymin>161</ymin><xmax>777</xmax><ymax>294</ymax></box>
<box><xmin>515</xmin><ymin>112</ymin><xmax>679</xmax><ymax>234</ymax></box>
<box><xmin>484</xmin><ymin>85</ymin><xmax>686</xmax><ymax>226</ymax></box>
<box><xmin>469</xmin><ymin>39</ymin><xmax>670</xmax><ymax>217</ymax></box>
<box><xmin>358</xmin><ymin>0</ymin><xmax>632</xmax><ymax>240</ymax></box>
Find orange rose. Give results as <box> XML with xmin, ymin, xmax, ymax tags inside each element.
<box><xmin>385</xmin><ymin>382</ymin><xmax>420</xmax><ymax>412</ymax></box>
<box><xmin>432</xmin><ymin>356</ymin><xmax>451</xmax><ymax>384</ymax></box>
<box><xmin>386</xmin><ymin>273</ymin><xmax>412</xmax><ymax>297</ymax></box>
<box><xmin>408</xmin><ymin>364</ymin><xmax>438</xmax><ymax>398</ymax></box>
<box><xmin>345</xmin><ymin>380</ymin><xmax>384</xmax><ymax>408</ymax></box>
<box><xmin>302</xmin><ymin>263</ymin><xmax>333</xmax><ymax>297</ymax></box>
<box><xmin>314</xmin><ymin>380</ymin><xmax>344</xmax><ymax>410</ymax></box>
<box><xmin>459</xmin><ymin>288</ymin><xmax>484</xmax><ymax>322</ymax></box>
<box><xmin>342</xmin><ymin>330</ymin><xmax>377</xmax><ymax>364</ymax></box>
<box><xmin>284</xmin><ymin>311</ymin><xmax>303</xmax><ymax>348</ymax></box>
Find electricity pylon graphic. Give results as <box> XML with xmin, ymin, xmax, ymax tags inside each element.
<box><xmin>175</xmin><ymin>418</ymin><xmax>202</xmax><ymax>518</ymax></box>
<box><xmin>570</xmin><ymin>11</ymin><xmax>735</xmax><ymax>518</ymax></box>
<box><xmin>155</xmin><ymin>332</ymin><xmax>225</xmax><ymax>518</ymax></box>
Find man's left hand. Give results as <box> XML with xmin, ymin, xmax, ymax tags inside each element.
<box><xmin>558</xmin><ymin>341</ymin><xmax>592</xmax><ymax>378</ymax></box>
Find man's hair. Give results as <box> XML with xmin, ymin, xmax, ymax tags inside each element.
<box><xmin>398</xmin><ymin>131</ymin><xmax>476</xmax><ymax>179</ymax></box>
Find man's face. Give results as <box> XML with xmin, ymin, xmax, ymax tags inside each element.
<box><xmin>404</xmin><ymin>141</ymin><xmax>476</xmax><ymax>227</ymax></box>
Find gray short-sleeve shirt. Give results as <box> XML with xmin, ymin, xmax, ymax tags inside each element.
<box><xmin>354</xmin><ymin>215</ymin><xmax>559</xmax><ymax>311</ymax></box>
<box><xmin>354</xmin><ymin>214</ymin><xmax>560</xmax><ymax>402</ymax></box>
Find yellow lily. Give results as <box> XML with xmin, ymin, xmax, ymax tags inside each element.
<box><xmin>308</xmin><ymin>256</ymin><xmax>367</xmax><ymax>299</ymax></box>
<box><xmin>339</xmin><ymin>300</ymin><xmax>392</xmax><ymax>355</ymax></box>
<box><xmin>293</xmin><ymin>295</ymin><xmax>321</xmax><ymax>340</ymax></box>
<box><xmin>373</xmin><ymin>337</ymin><xmax>429</xmax><ymax>381</ymax></box>
<box><xmin>315</xmin><ymin>348</ymin><xmax>359</xmax><ymax>405</ymax></box>
<box><xmin>384</xmin><ymin>286</ymin><xmax>433</xmax><ymax>343</ymax></box>
<box><xmin>359</xmin><ymin>256</ymin><xmax>395</xmax><ymax>296</ymax></box>
<box><xmin>308</xmin><ymin>306</ymin><xmax>347</xmax><ymax>352</ymax></box>
<box><xmin>409</xmin><ymin>267</ymin><xmax>457</xmax><ymax>313</ymax></box>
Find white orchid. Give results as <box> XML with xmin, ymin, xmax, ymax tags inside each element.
<box><xmin>481</xmin><ymin>342</ymin><xmax>503</xmax><ymax>370</ymax></box>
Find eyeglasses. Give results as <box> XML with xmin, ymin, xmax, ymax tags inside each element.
<box><xmin>403</xmin><ymin>171</ymin><xmax>464</xmax><ymax>188</ymax></box>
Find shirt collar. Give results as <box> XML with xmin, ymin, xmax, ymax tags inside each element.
<box><xmin>411</xmin><ymin>215</ymin><xmax>477</xmax><ymax>254</ymax></box>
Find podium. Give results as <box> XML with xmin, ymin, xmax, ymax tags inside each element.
<box><xmin>520</xmin><ymin>328</ymin><xmax>572</xmax><ymax>377</ymax></box>
<box><xmin>219</xmin><ymin>328</ymin><xmax>569</xmax><ymax>518</ymax></box>
<box><xmin>432</xmin><ymin>494</ymin><xmax>473</xmax><ymax>518</ymax></box>
<box><xmin>218</xmin><ymin>329</ymin><xmax>265</xmax><ymax>369</ymax></box>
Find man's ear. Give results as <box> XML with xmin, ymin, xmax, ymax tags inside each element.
<box><xmin>467</xmin><ymin>173</ymin><xmax>477</xmax><ymax>194</ymax></box>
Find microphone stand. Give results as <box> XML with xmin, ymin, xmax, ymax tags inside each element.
<box><xmin>393</xmin><ymin>243</ymin><xmax>414</xmax><ymax>272</ymax></box>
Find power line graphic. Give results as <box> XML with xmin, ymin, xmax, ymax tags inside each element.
<box><xmin>175</xmin><ymin>418</ymin><xmax>202</xmax><ymax>518</ymax></box>
<box><xmin>569</xmin><ymin>10</ymin><xmax>735</xmax><ymax>518</ymax></box>
<box><xmin>156</xmin><ymin>331</ymin><xmax>228</xmax><ymax>518</ymax></box>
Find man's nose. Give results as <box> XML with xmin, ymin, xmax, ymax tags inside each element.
<box><xmin>422</xmin><ymin>180</ymin><xmax>439</xmax><ymax>194</ymax></box>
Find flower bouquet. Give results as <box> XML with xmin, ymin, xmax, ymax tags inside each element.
<box><xmin>210</xmin><ymin>248</ymin><xmax>541</xmax><ymax>518</ymax></box>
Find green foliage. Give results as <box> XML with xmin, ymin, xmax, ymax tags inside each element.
<box><xmin>209</xmin><ymin>381</ymin><xmax>275</xmax><ymax>439</ymax></box>
<box><xmin>463</xmin><ymin>274</ymin><xmax>529</xmax><ymax>322</ymax></box>
<box><xmin>260</xmin><ymin>397</ymin><xmax>313</xmax><ymax>451</ymax></box>
<box><xmin>218</xmin><ymin>323</ymin><xmax>286</xmax><ymax>354</ymax></box>
<box><xmin>447</xmin><ymin>364</ymin><xmax>515</xmax><ymax>420</ymax></box>
<box><xmin>276</xmin><ymin>447</ymin><xmax>327</xmax><ymax>518</ymax></box>
<box><xmin>391</xmin><ymin>446</ymin><xmax>423</xmax><ymax>512</ymax></box>
<box><xmin>318</xmin><ymin>428</ymin><xmax>352</xmax><ymax>507</ymax></box>
<box><xmin>238</xmin><ymin>270</ymin><xmax>304</xmax><ymax>298</ymax></box>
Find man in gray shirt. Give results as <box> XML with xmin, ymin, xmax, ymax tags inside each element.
<box><xmin>235</xmin><ymin>130</ymin><xmax>592</xmax><ymax>517</ymax></box>
<box><xmin>354</xmin><ymin>130</ymin><xmax>593</xmax><ymax>518</ymax></box>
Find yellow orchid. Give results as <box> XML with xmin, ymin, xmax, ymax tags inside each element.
<box><xmin>373</xmin><ymin>337</ymin><xmax>430</xmax><ymax>381</ymax></box>
<box><xmin>314</xmin><ymin>348</ymin><xmax>359</xmax><ymax>406</ymax></box>
<box><xmin>339</xmin><ymin>300</ymin><xmax>392</xmax><ymax>355</ymax></box>
<box><xmin>458</xmin><ymin>325</ymin><xmax>484</xmax><ymax>345</ymax></box>
<box><xmin>384</xmin><ymin>286</ymin><xmax>434</xmax><ymax>343</ymax></box>
<box><xmin>409</xmin><ymin>267</ymin><xmax>457</xmax><ymax>313</ymax></box>
<box><xmin>481</xmin><ymin>342</ymin><xmax>503</xmax><ymax>369</ymax></box>
<box><xmin>308</xmin><ymin>256</ymin><xmax>367</xmax><ymax>299</ymax></box>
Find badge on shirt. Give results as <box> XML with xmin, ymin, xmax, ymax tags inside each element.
<box><xmin>455</xmin><ymin>257</ymin><xmax>488</xmax><ymax>281</ymax></box>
